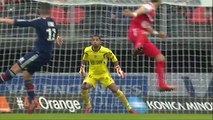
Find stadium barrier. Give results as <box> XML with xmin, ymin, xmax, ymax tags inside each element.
<box><xmin>1</xmin><ymin>73</ymin><xmax>212</xmax><ymax>113</ymax></box>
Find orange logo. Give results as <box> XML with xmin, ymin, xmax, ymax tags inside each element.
<box><xmin>0</xmin><ymin>96</ymin><xmax>11</xmax><ymax>113</ymax></box>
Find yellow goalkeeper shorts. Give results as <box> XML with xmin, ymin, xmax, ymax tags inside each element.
<box><xmin>83</xmin><ymin>73</ymin><xmax>114</xmax><ymax>88</ymax></box>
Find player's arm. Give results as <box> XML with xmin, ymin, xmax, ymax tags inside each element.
<box><xmin>106</xmin><ymin>50</ymin><xmax>125</xmax><ymax>78</ymax></box>
<box><xmin>51</xmin><ymin>25</ymin><xmax>63</xmax><ymax>47</ymax></box>
<box><xmin>113</xmin><ymin>61</ymin><xmax>125</xmax><ymax>79</ymax></box>
<box><xmin>0</xmin><ymin>18</ymin><xmax>41</xmax><ymax>27</ymax></box>
<box><xmin>0</xmin><ymin>18</ymin><xmax>15</xmax><ymax>25</ymax></box>
<box><xmin>5</xmin><ymin>17</ymin><xmax>41</xmax><ymax>28</ymax></box>
<box><xmin>51</xmin><ymin>23</ymin><xmax>63</xmax><ymax>47</ymax></box>
<box><xmin>123</xmin><ymin>4</ymin><xmax>152</xmax><ymax>17</ymax></box>
<box><xmin>79</xmin><ymin>60</ymin><xmax>87</xmax><ymax>78</ymax></box>
<box><xmin>147</xmin><ymin>26</ymin><xmax>167</xmax><ymax>39</ymax></box>
<box><xmin>79</xmin><ymin>49</ymin><xmax>88</xmax><ymax>77</ymax></box>
<box><xmin>14</xmin><ymin>18</ymin><xmax>40</xmax><ymax>27</ymax></box>
<box><xmin>0</xmin><ymin>17</ymin><xmax>41</xmax><ymax>28</ymax></box>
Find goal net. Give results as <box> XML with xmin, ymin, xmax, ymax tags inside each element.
<box><xmin>0</xmin><ymin>0</ymin><xmax>212</xmax><ymax>114</ymax></box>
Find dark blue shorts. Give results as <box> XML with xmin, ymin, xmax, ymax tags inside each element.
<box><xmin>17</xmin><ymin>51</ymin><xmax>50</xmax><ymax>74</ymax></box>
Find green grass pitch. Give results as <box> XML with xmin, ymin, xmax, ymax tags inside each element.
<box><xmin>0</xmin><ymin>114</ymin><xmax>212</xmax><ymax>120</ymax></box>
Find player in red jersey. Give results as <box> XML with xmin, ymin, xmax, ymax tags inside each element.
<box><xmin>123</xmin><ymin>0</ymin><xmax>176</xmax><ymax>91</ymax></box>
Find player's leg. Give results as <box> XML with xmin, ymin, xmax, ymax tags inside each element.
<box><xmin>143</xmin><ymin>41</ymin><xmax>176</xmax><ymax>91</ymax></box>
<box><xmin>23</xmin><ymin>71</ymin><xmax>39</xmax><ymax>114</ymax></box>
<box><xmin>107</xmin><ymin>83</ymin><xmax>139</xmax><ymax>114</ymax></box>
<box><xmin>23</xmin><ymin>71</ymin><xmax>35</xmax><ymax>104</ymax></box>
<box><xmin>155</xmin><ymin>54</ymin><xmax>176</xmax><ymax>91</ymax></box>
<box><xmin>0</xmin><ymin>50</ymin><xmax>40</xmax><ymax>83</ymax></box>
<box><xmin>134</xmin><ymin>31</ymin><xmax>149</xmax><ymax>54</ymax></box>
<box><xmin>81</xmin><ymin>82</ymin><xmax>93</xmax><ymax>113</ymax></box>
<box><xmin>0</xmin><ymin>63</ymin><xmax>22</xmax><ymax>84</ymax></box>
<box><xmin>100</xmin><ymin>75</ymin><xmax>139</xmax><ymax>114</ymax></box>
<box><xmin>20</xmin><ymin>52</ymin><xmax>47</xmax><ymax>113</ymax></box>
<box><xmin>81</xmin><ymin>75</ymin><xmax>96</xmax><ymax>113</ymax></box>
<box><xmin>128</xmin><ymin>28</ymin><xmax>149</xmax><ymax>58</ymax></box>
<box><xmin>108</xmin><ymin>83</ymin><xmax>130</xmax><ymax>110</ymax></box>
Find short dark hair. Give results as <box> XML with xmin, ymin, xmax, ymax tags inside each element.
<box><xmin>151</xmin><ymin>0</ymin><xmax>160</xmax><ymax>3</ymax></box>
<box><xmin>92</xmin><ymin>35</ymin><xmax>102</xmax><ymax>41</ymax></box>
<box><xmin>39</xmin><ymin>3</ymin><xmax>51</xmax><ymax>15</ymax></box>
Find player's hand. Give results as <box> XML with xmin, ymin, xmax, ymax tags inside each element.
<box><xmin>157</xmin><ymin>32</ymin><xmax>167</xmax><ymax>39</ymax></box>
<box><xmin>79</xmin><ymin>64</ymin><xmax>86</xmax><ymax>78</ymax></box>
<box><xmin>56</xmin><ymin>36</ymin><xmax>64</xmax><ymax>47</ymax></box>
<box><xmin>115</xmin><ymin>65</ymin><xmax>125</xmax><ymax>78</ymax></box>
<box><xmin>123</xmin><ymin>9</ymin><xmax>133</xmax><ymax>17</ymax></box>
<box><xmin>0</xmin><ymin>18</ymin><xmax>14</xmax><ymax>24</ymax></box>
<box><xmin>0</xmin><ymin>18</ymin><xmax>3</xmax><ymax>23</ymax></box>
<box><xmin>0</xmin><ymin>18</ymin><xmax>6</xmax><ymax>23</ymax></box>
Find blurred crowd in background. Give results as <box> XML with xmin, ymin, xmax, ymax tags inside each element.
<box><xmin>0</xmin><ymin>0</ymin><xmax>212</xmax><ymax>38</ymax></box>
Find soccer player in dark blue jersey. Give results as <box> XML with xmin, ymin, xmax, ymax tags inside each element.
<box><xmin>0</xmin><ymin>3</ymin><xmax>63</xmax><ymax>113</ymax></box>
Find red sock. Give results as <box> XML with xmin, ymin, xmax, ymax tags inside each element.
<box><xmin>25</xmin><ymin>81</ymin><xmax>35</xmax><ymax>104</ymax></box>
<box><xmin>156</xmin><ymin>61</ymin><xmax>165</xmax><ymax>86</ymax></box>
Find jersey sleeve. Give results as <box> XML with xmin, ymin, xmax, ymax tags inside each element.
<box><xmin>142</xmin><ymin>4</ymin><xmax>153</xmax><ymax>13</ymax></box>
<box><xmin>14</xmin><ymin>18</ymin><xmax>41</xmax><ymax>28</ymax></box>
<box><xmin>82</xmin><ymin>48</ymin><xmax>89</xmax><ymax>61</ymax></box>
<box><xmin>106</xmin><ymin>49</ymin><xmax>118</xmax><ymax>62</ymax></box>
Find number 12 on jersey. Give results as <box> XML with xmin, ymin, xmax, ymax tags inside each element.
<box><xmin>46</xmin><ymin>28</ymin><xmax>56</xmax><ymax>41</ymax></box>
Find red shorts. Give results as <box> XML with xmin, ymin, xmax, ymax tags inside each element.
<box><xmin>128</xmin><ymin>28</ymin><xmax>161</xmax><ymax>58</ymax></box>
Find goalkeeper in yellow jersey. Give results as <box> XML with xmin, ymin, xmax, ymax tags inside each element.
<box><xmin>79</xmin><ymin>35</ymin><xmax>139</xmax><ymax>114</ymax></box>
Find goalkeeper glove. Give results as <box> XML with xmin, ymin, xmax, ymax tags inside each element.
<box><xmin>115</xmin><ymin>65</ymin><xmax>125</xmax><ymax>78</ymax></box>
<box><xmin>79</xmin><ymin>64</ymin><xmax>86</xmax><ymax>77</ymax></box>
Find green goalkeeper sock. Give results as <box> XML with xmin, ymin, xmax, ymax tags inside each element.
<box><xmin>81</xmin><ymin>90</ymin><xmax>92</xmax><ymax>108</ymax></box>
<box><xmin>115</xmin><ymin>89</ymin><xmax>132</xmax><ymax>111</ymax></box>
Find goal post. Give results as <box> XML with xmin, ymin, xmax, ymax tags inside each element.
<box><xmin>0</xmin><ymin>0</ymin><xmax>212</xmax><ymax>114</ymax></box>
